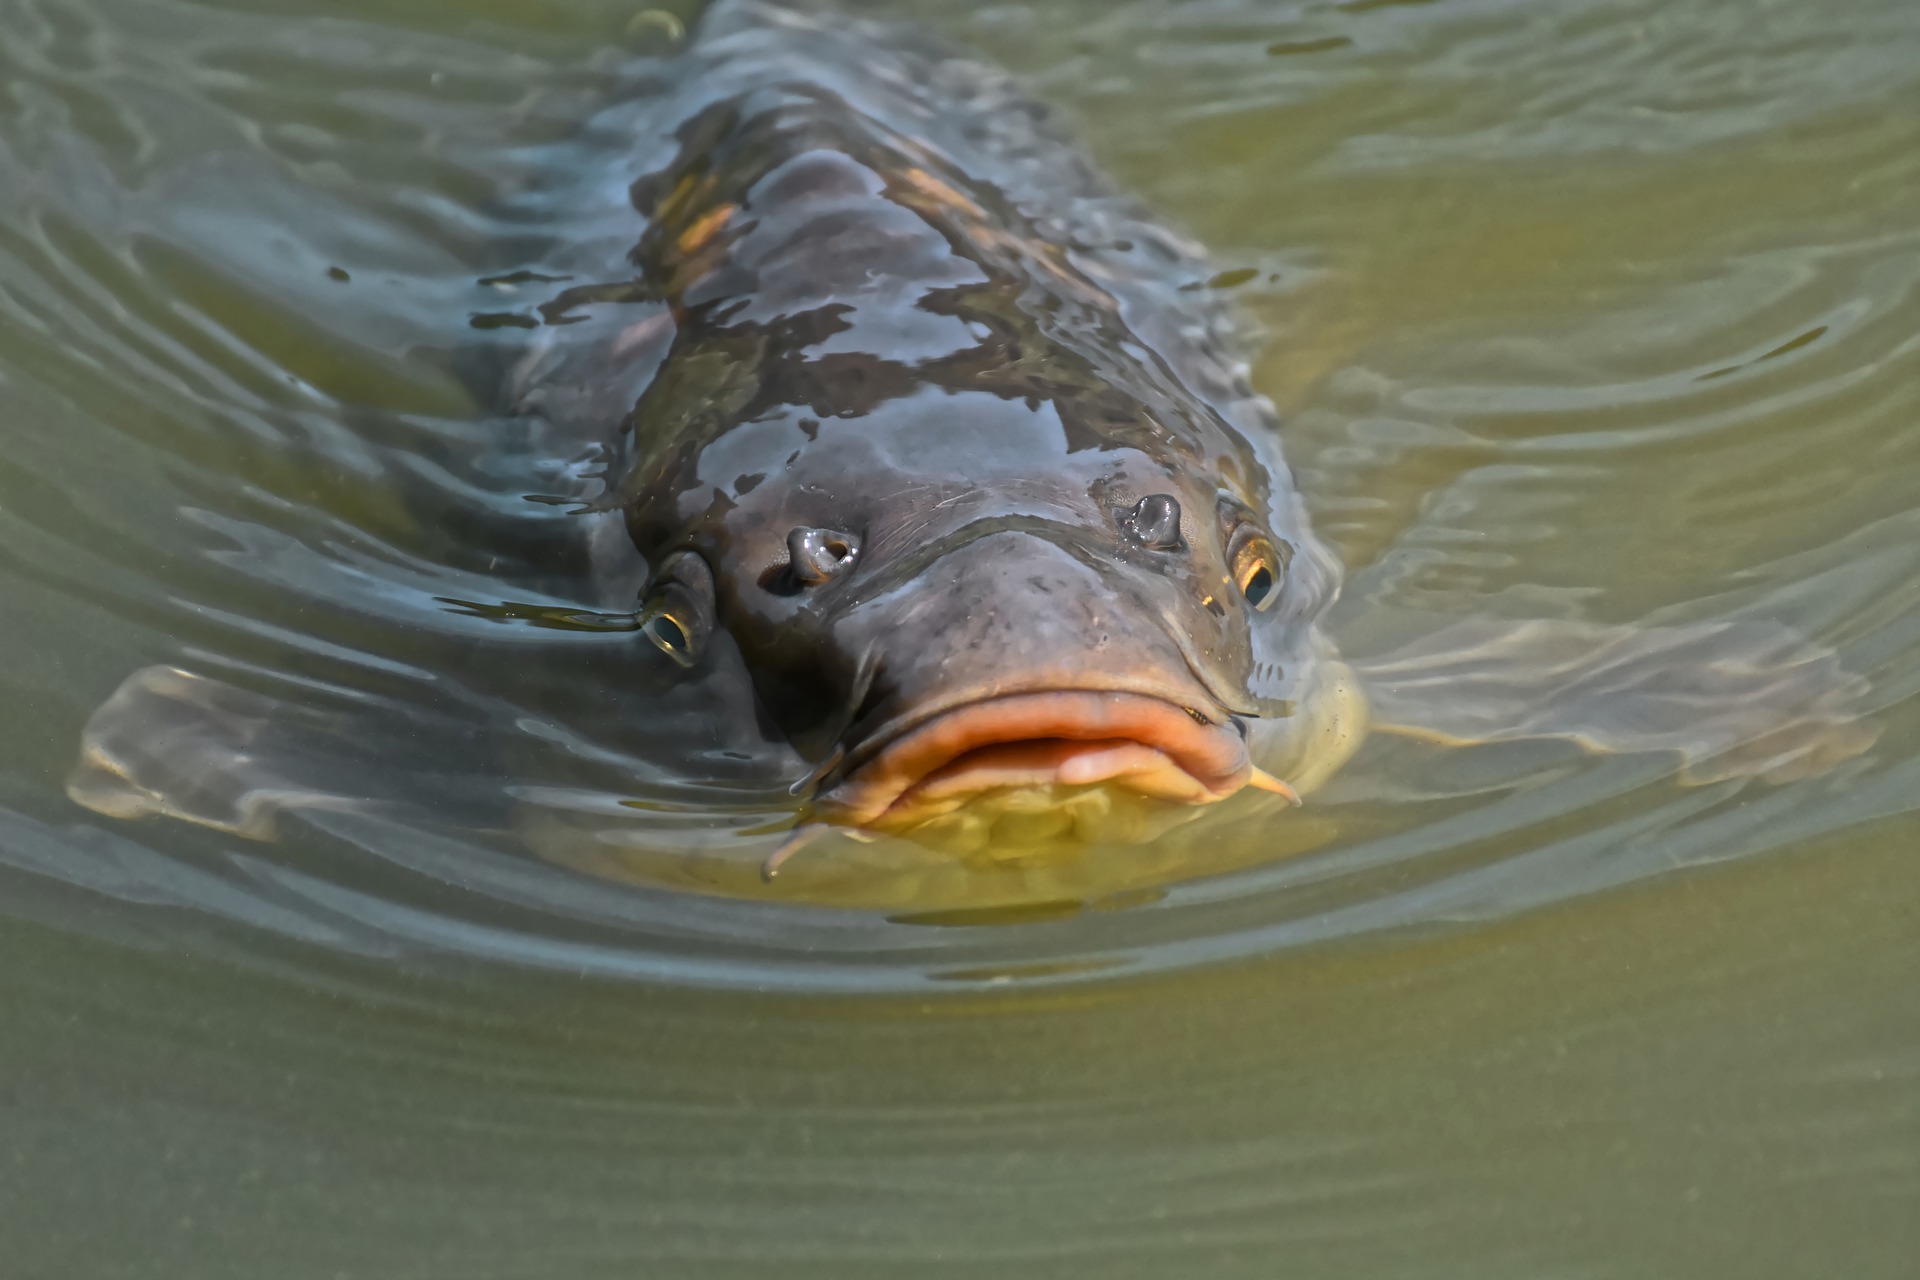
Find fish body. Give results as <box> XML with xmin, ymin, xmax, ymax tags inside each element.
<box><xmin>67</xmin><ymin>0</ymin><xmax>1872</xmax><ymax>891</ymax></box>
<box><xmin>510</xmin><ymin>0</ymin><xmax>1359</xmax><ymax>855</ymax></box>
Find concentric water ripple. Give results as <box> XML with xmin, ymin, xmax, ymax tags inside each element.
<box><xmin>2</xmin><ymin>4</ymin><xmax>1917</xmax><ymax>1277</ymax></box>
<box><xmin>0</xmin><ymin>0</ymin><xmax>1915</xmax><ymax>998</ymax></box>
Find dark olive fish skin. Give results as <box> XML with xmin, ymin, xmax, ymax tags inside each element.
<box><xmin>517</xmin><ymin>0</ymin><xmax>1346</xmax><ymax>841</ymax></box>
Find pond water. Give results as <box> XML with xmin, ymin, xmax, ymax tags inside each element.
<box><xmin>1</xmin><ymin>0</ymin><xmax>1915</xmax><ymax>1274</ymax></box>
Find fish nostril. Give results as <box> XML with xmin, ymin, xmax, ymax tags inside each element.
<box><xmin>787</xmin><ymin>526</ymin><xmax>861</xmax><ymax>585</ymax></box>
<box><xmin>1120</xmin><ymin>493</ymin><xmax>1184</xmax><ymax>551</ymax></box>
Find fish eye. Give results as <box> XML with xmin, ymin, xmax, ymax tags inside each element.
<box><xmin>639</xmin><ymin>551</ymin><xmax>715</xmax><ymax>667</ymax></box>
<box><xmin>645</xmin><ymin>611</ymin><xmax>691</xmax><ymax>655</ymax></box>
<box><xmin>1119</xmin><ymin>493</ymin><xmax>1184</xmax><ymax>551</ymax></box>
<box><xmin>1230</xmin><ymin>533</ymin><xmax>1286</xmax><ymax>612</ymax></box>
<box><xmin>787</xmin><ymin>527</ymin><xmax>860</xmax><ymax>585</ymax></box>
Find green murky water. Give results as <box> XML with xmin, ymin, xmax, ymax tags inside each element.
<box><xmin>1</xmin><ymin>0</ymin><xmax>1915</xmax><ymax>1274</ymax></box>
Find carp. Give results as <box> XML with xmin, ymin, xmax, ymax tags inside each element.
<box><xmin>70</xmin><ymin>1</ymin><xmax>1873</xmax><ymax>892</ymax></box>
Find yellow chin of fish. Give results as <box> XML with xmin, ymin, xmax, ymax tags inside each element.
<box><xmin>868</xmin><ymin>780</ymin><xmax>1204</xmax><ymax>865</ymax></box>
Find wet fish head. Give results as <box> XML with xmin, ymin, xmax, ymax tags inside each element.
<box><xmin>622</xmin><ymin>382</ymin><xmax>1338</xmax><ymax>854</ymax></box>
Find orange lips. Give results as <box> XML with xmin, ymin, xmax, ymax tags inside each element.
<box><xmin>814</xmin><ymin>689</ymin><xmax>1292</xmax><ymax>830</ymax></box>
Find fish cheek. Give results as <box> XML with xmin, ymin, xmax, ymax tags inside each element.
<box><xmin>682</xmin><ymin>484</ymin><xmax>870</xmax><ymax>747</ymax></box>
<box><xmin>710</xmin><ymin>575</ymin><xmax>862</xmax><ymax>757</ymax></box>
<box><xmin>1243</xmin><ymin>614</ymin><xmax>1299</xmax><ymax>706</ymax></box>
<box><xmin>1179</xmin><ymin>591</ymin><xmax>1264</xmax><ymax>705</ymax></box>
<box><xmin>1147</xmin><ymin>527</ymin><xmax>1309</xmax><ymax>718</ymax></box>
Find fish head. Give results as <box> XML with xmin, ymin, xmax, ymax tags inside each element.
<box><xmin>624</xmin><ymin>386</ymin><xmax>1339</xmax><ymax>853</ymax></box>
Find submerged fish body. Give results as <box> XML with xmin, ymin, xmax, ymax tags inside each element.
<box><xmin>67</xmin><ymin>0</ymin><xmax>1874</xmax><ymax>890</ymax></box>
<box><xmin>512</xmin><ymin>0</ymin><xmax>1361</xmax><ymax>854</ymax></box>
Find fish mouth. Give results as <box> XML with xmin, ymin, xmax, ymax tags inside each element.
<box><xmin>811</xmin><ymin>689</ymin><xmax>1269</xmax><ymax>831</ymax></box>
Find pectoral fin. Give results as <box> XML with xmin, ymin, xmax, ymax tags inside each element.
<box><xmin>69</xmin><ymin>666</ymin><xmax>397</xmax><ymax>839</ymax></box>
<box><xmin>1349</xmin><ymin>617</ymin><xmax>1877</xmax><ymax>784</ymax></box>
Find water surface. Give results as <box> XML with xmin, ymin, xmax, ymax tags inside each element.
<box><xmin>1</xmin><ymin>0</ymin><xmax>1915</xmax><ymax>1274</ymax></box>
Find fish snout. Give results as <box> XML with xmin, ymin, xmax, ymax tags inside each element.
<box><xmin>808</xmin><ymin>531</ymin><xmax>1293</xmax><ymax>837</ymax></box>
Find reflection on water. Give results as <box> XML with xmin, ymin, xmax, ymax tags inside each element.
<box><xmin>0</xmin><ymin>0</ymin><xmax>1915</xmax><ymax>1274</ymax></box>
